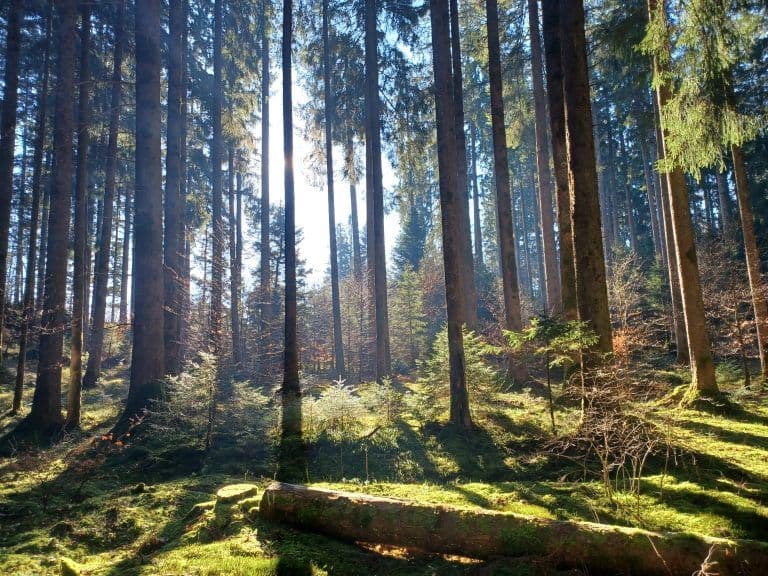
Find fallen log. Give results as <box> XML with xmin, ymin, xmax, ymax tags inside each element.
<box><xmin>259</xmin><ymin>482</ymin><xmax>768</xmax><ymax>576</ymax></box>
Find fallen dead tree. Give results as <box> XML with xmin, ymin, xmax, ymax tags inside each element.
<box><xmin>259</xmin><ymin>482</ymin><xmax>768</xmax><ymax>576</ymax></box>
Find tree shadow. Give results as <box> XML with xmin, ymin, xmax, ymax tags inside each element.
<box><xmin>673</xmin><ymin>417</ymin><xmax>768</xmax><ymax>451</ymax></box>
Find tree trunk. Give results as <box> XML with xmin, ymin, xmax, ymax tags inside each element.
<box><xmin>541</xmin><ymin>0</ymin><xmax>577</xmax><ymax>320</ymax></box>
<box><xmin>559</xmin><ymin>0</ymin><xmax>613</xmax><ymax>356</ymax></box>
<box><xmin>346</xmin><ymin>138</ymin><xmax>362</xmax><ymax>280</ymax></box>
<box><xmin>119</xmin><ymin>187</ymin><xmax>132</xmax><ymax>324</ymax></box>
<box><xmin>67</xmin><ymin>1</ymin><xmax>92</xmax><ymax>428</ymax></box>
<box><xmin>235</xmin><ymin>168</ymin><xmax>243</xmax><ymax>361</ymax></box>
<box><xmin>280</xmin><ymin>0</ymin><xmax>304</xmax><ymax>482</ymax></box>
<box><xmin>228</xmin><ymin>145</ymin><xmax>242</xmax><ymax>368</ymax></box>
<box><xmin>527</xmin><ymin>0</ymin><xmax>560</xmax><ymax>314</ymax></box>
<box><xmin>485</xmin><ymin>0</ymin><xmax>526</xmax><ymax>381</ymax></box>
<box><xmin>0</xmin><ymin>0</ymin><xmax>25</xmax><ymax>365</ymax></box>
<box><xmin>31</xmin><ymin>0</ymin><xmax>78</xmax><ymax>431</ymax></box>
<box><xmin>731</xmin><ymin>144</ymin><xmax>768</xmax><ymax>378</ymax></box>
<box><xmin>638</xmin><ymin>125</ymin><xmax>662</xmax><ymax>259</ymax></box>
<box><xmin>430</xmin><ymin>0</ymin><xmax>472</xmax><ymax>429</ymax></box>
<box><xmin>14</xmin><ymin>116</ymin><xmax>29</xmax><ymax>307</ymax></box>
<box><xmin>469</xmin><ymin>124</ymin><xmax>483</xmax><ymax>270</ymax></box>
<box><xmin>618</xmin><ymin>122</ymin><xmax>638</xmax><ymax>254</ymax></box>
<box><xmin>36</xmin><ymin>152</ymin><xmax>52</xmax><ymax>313</ymax></box>
<box><xmin>322</xmin><ymin>0</ymin><xmax>345</xmax><ymax>378</ymax></box>
<box><xmin>210</xmin><ymin>0</ymin><xmax>223</xmax><ymax>355</ymax></box>
<box><xmin>13</xmin><ymin>0</ymin><xmax>53</xmax><ymax>414</ymax></box>
<box><xmin>715</xmin><ymin>168</ymin><xmax>732</xmax><ymax>239</ymax></box>
<box><xmin>365</xmin><ymin>0</ymin><xmax>391</xmax><ymax>381</ymax></box>
<box><xmin>260</xmin><ymin>482</ymin><xmax>768</xmax><ymax>576</ymax></box>
<box><xmin>653</xmin><ymin>95</ymin><xmax>688</xmax><ymax>363</ymax></box>
<box><xmin>448</xmin><ymin>0</ymin><xmax>478</xmax><ymax>330</ymax></box>
<box><xmin>649</xmin><ymin>0</ymin><xmax>716</xmax><ymax>394</ymax></box>
<box><xmin>164</xmin><ymin>0</ymin><xmax>185</xmax><ymax>376</ymax></box>
<box><xmin>260</xmin><ymin>0</ymin><xmax>272</xmax><ymax>371</ymax></box>
<box><xmin>124</xmin><ymin>0</ymin><xmax>165</xmax><ymax>421</ymax></box>
<box><xmin>84</xmin><ymin>0</ymin><xmax>124</xmax><ymax>390</ymax></box>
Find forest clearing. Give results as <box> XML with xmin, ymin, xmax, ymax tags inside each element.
<box><xmin>0</xmin><ymin>0</ymin><xmax>767</xmax><ymax>574</ymax></box>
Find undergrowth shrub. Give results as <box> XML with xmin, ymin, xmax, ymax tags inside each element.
<box><xmin>416</xmin><ymin>326</ymin><xmax>504</xmax><ymax>421</ymax></box>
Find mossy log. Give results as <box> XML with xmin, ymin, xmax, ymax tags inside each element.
<box><xmin>259</xmin><ymin>482</ymin><xmax>768</xmax><ymax>576</ymax></box>
<box><xmin>213</xmin><ymin>484</ymin><xmax>259</xmax><ymax>528</ymax></box>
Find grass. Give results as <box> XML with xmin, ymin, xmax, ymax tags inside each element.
<box><xmin>1</xmin><ymin>351</ymin><xmax>767</xmax><ymax>575</ymax></box>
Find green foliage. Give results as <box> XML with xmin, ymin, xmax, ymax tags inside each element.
<box><xmin>416</xmin><ymin>327</ymin><xmax>504</xmax><ymax>421</ymax></box>
<box><xmin>506</xmin><ymin>317</ymin><xmax>598</xmax><ymax>372</ymax></box>
<box><xmin>389</xmin><ymin>265</ymin><xmax>428</xmax><ymax>373</ymax></box>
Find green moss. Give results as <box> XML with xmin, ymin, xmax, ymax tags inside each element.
<box><xmin>60</xmin><ymin>557</ymin><xmax>81</xmax><ymax>576</ymax></box>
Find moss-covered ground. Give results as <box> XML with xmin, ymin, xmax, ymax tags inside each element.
<box><xmin>1</xmin><ymin>356</ymin><xmax>766</xmax><ymax>575</ymax></box>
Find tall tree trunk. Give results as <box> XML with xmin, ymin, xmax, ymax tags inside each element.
<box><xmin>178</xmin><ymin>0</ymin><xmax>190</xmax><ymax>361</ymax></box>
<box><xmin>485</xmin><ymin>0</ymin><xmax>525</xmax><ymax>380</ymax></box>
<box><xmin>31</xmin><ymin>0</ymin><xmax>77</xmax><ymax>431</ymax></box>
<box><xmin>346</xmin><ymin>138</ymin><xmax>362</xmax><ymax>280</ymax></box>
<box><xmin>260</xmin><ymin>0</ymin><xmax>272</xmax><ymax>370</ymax></box>
<box><xmin>715</xmin><ymin>168</ymin><xmax>732</xmax><ymax>238</ymax></box>
<box><xmin>84</xmin><ymin>0</ymin><xmax>125</xmax><ymax>390</ymax></box>
<box><xmin>559</xmin><ymin>0</ymin><xmax>613</xmax><ymax>355</ymax></box>
<box><xmin>653</xmin><ymin>96</ymin><xmax>687</xmax><ymax>363</ymax></box>
<box><xmin>119</xmin><ymin>188</ymin><xmax>132</xmax><ymax>324</ymax></box>
<box><xmin>67</xmin><ymin>1</ymin><xmax>92</xmax><ymax>428</ymax></box>
<box><xmin>638</xmin><ymin>125</ymin><xmax>662</xmax><ymax>259</ymax></box>
<box><xmin>431</xmin><ymin>0</ymin><xmax>472</xmax><ymax>429</ymax></box>
<box><xmin>322</xmin><ymin>0</ymin><xmax>345</xmax><ymax>378</ymax></box>
<box><xmin>648</xmin><ymin>0</ymin><xmax>716</xmax><ymax>394</ymax></box>
<box><xmin>469</xmin><ymin>124</ymin><xmax>484</xmax><ymax>270</ymax></box>
<box><xmin>731</xmin><ymin>144</ymin><xmax>768</xmax><ymax>378</ymax></box>
<box><xmin>365</xmin><ymin>0</ymin><xmax>391</xmax><ymax>380</ymax></box>
<box><xmin>618</xmin><ymin>122</ymin><xmax>638</xmax><ymax>254</ymax></box>
<box><xmin>164</xmin><ymin>0</ymin><xmax>185</xmax><ymax>375</ymax></box>
<box><xmin>448</xmin><ymin>0</ymin><xmax>478</xmax><ymax>329</ymax></box>
<box><xmin>541</xmin><ymin>0</ymin><xmax>577</xmax><ymax>320</ymax></box>
<box><xmin>228</xmin><ymin>145</ymin><xmax>242</xmax><ymax>368</ymax></box>
<box><xmin>210</xmin><ymin>0</ymin><xmax>223</xmax><ymax>354</ymax></box>
<box><xmin>527</xmin><ymin>0</ymin><xmax>560</xmax><ymax>314</ymax></box>
<box><xmin>124</xmin><ymin>0</ymin><xmax>165</xmax><ymax>421</ymax></box>
<box><xmin>36</xmin><ymin>151</ymin><xmax>52</xmax><ymax>312</ymax></box>
<box><xmin>235</xmin><ymin>168</ymin><xmax>243</xmax><ymax>361</ymax></box>
<box><xmin>14</xmin><ymin>0</ymin><xmax>52</xmax><ymax>414</ymax></box>
<box><xmin>0</xmin><ymin>0</ymin><xmax>25</xmax><ymax>365</ymax></box>
<box><xmin>280</xmin><ymin>0</ymin><xmax>303</xmax><ymax>481</ymax></box>
<box><xmin>14</xmin><ymin>115</ymin><xmax>29</xmax><ymax>307</ymax></box>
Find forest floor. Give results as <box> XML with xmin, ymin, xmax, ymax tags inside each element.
<box><xmin>0</xmin><ymin>354</ymin><xmax>767</xmax><ymax>575</ymax></box>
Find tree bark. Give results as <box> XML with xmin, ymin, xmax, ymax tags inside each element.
<box><xmin>36</xmin><ymin>152</ymin><xmax>51</xmax><ymax>313</ymax></box>
<box><xmin>280</xmin><ymin>0</ymin><xmax>304</xmax><ymax>481</ymax></box>
<box><xmin>731</xmin><ymin>144</ymin><xmax>768</xmax><ymax>379</ymax></box>
<box><xmin>365</xmin><ymin>0</ymin><xmax>392</xmax><ymax>381</ymax></box>
<box><xmin>209</xmin><ymin>0</ymin><xmax>224</xmax><ymax>355</ymax></box>
<box><xmin>527</xmin><ymin>0</ymin><xmax>560</xmax><ymax>314</ymax></box>
<box><xmin>322</xmin><ymin>0</ymin><xmax>345</xmax><ymax>378</ymax></box>
<box><xmin>649</xmin><ymin>0</ymin><xmax>716</xmax><ymax>394</ymax></box>
<box><xmin>124</xmin><ymin>0</ymin><xmax>165</xmax><ymax>421</ymax></box>
<box><xmin>448</xmin><ymin>0</ymin><xmax>478</xmax><ymax>330</ymax></box>
<box><xmin>67</xmin><ymin>1</ymin><xmax>92</xmax><ymax>427</ymax></box>
<box><xmin>469</xmin><ymin>124</ymin><xmax>483</xmax><ymax>270</ymax></box>
<box><xmin>541</xmin><ymin>0</ymin><xmax>577</xmax><ymax>320</ymax></box>
<box><xmin>485</xmin><ymin>0</ymin><xmax>526</xmax><ymax>381</ymax></box>
<box><xmin>653</xmin><ymin>95</ymin><xmax>688</xmax><ymax>363</ymax></box>
<box><xmin>14</xmin><ymin>0</ymin><xmax>52</xmax><ymax>414</ymax></box>
<box><xmin>559</xmin><ymin>0</ymin><xmax>613</xmax><ymax>356</ymax></box>
<box><xmin>715</xmin><ymin>168</ymin><xmax>732</xmax><ymax>239</ymax></box>
<box><xmin>0</xmin><ymin>0</ymin><xmax>25</xmax><ymax>365</ymax></box>
<box><xmin>346</xmin><ymin>138</ymin><xmax>362</xmax><ymax>280</ymax></box>
<box><xmin>164</xmin><ymin>0</ymin><xmax>186</xmax><ymax>376</ymax></box>
<box><xmin>430</xmin><ymin>0</ymin><xmax>472</xmax><ymax>429</ymax></box>
<box><xmin>31</xmin><ymin>0</ymin><xmax>78</xmax><ymax>431</ymax></box>
<box><xmin>119</xmin><ymin>187</ymin><xmax>132</xmax><ymax>324</ymax></box>
<box><xmin>228</xmin><ymin>145</ymin><xmax>242</xmax><ymax>368</ymax></box>
<box><xmin>260</xmin><ymin>482</ymin><xmax>768</xmax><ymax>576</ymax></box>
<box><xmin>260</xmin><ymin>0</ymin><xmax>272</xmax><ymax>370</ymax></box>
<box><xmin>84</xmin><ymin>0</ymin><xmax>124</xmax><ymax>390</ymax></box>
<box><xmin>638</xmin><ymin>124</ymin><xmax>662</xmax><ymax>259</ymax></box>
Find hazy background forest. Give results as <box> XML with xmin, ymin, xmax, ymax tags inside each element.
<box><xmin>0</xmin><ymin>0</ymin><xmax>767</xmax><ymax>574</ymax></box>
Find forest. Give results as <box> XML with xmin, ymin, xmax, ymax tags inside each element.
<box><xmin>0</xmin><ymin>0</ymin><xmax>767</xmax><ymax>574</ymax></box>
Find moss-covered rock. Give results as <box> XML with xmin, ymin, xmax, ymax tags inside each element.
<box><xmin>60</xmin><ymin>557</ymin><xmax>81</xmax><ymax>576</ymax></box>
<box><xmin>212</xmin><ymin>484</ymin><xmax>259</xmax><ymax>530</ymax></box>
